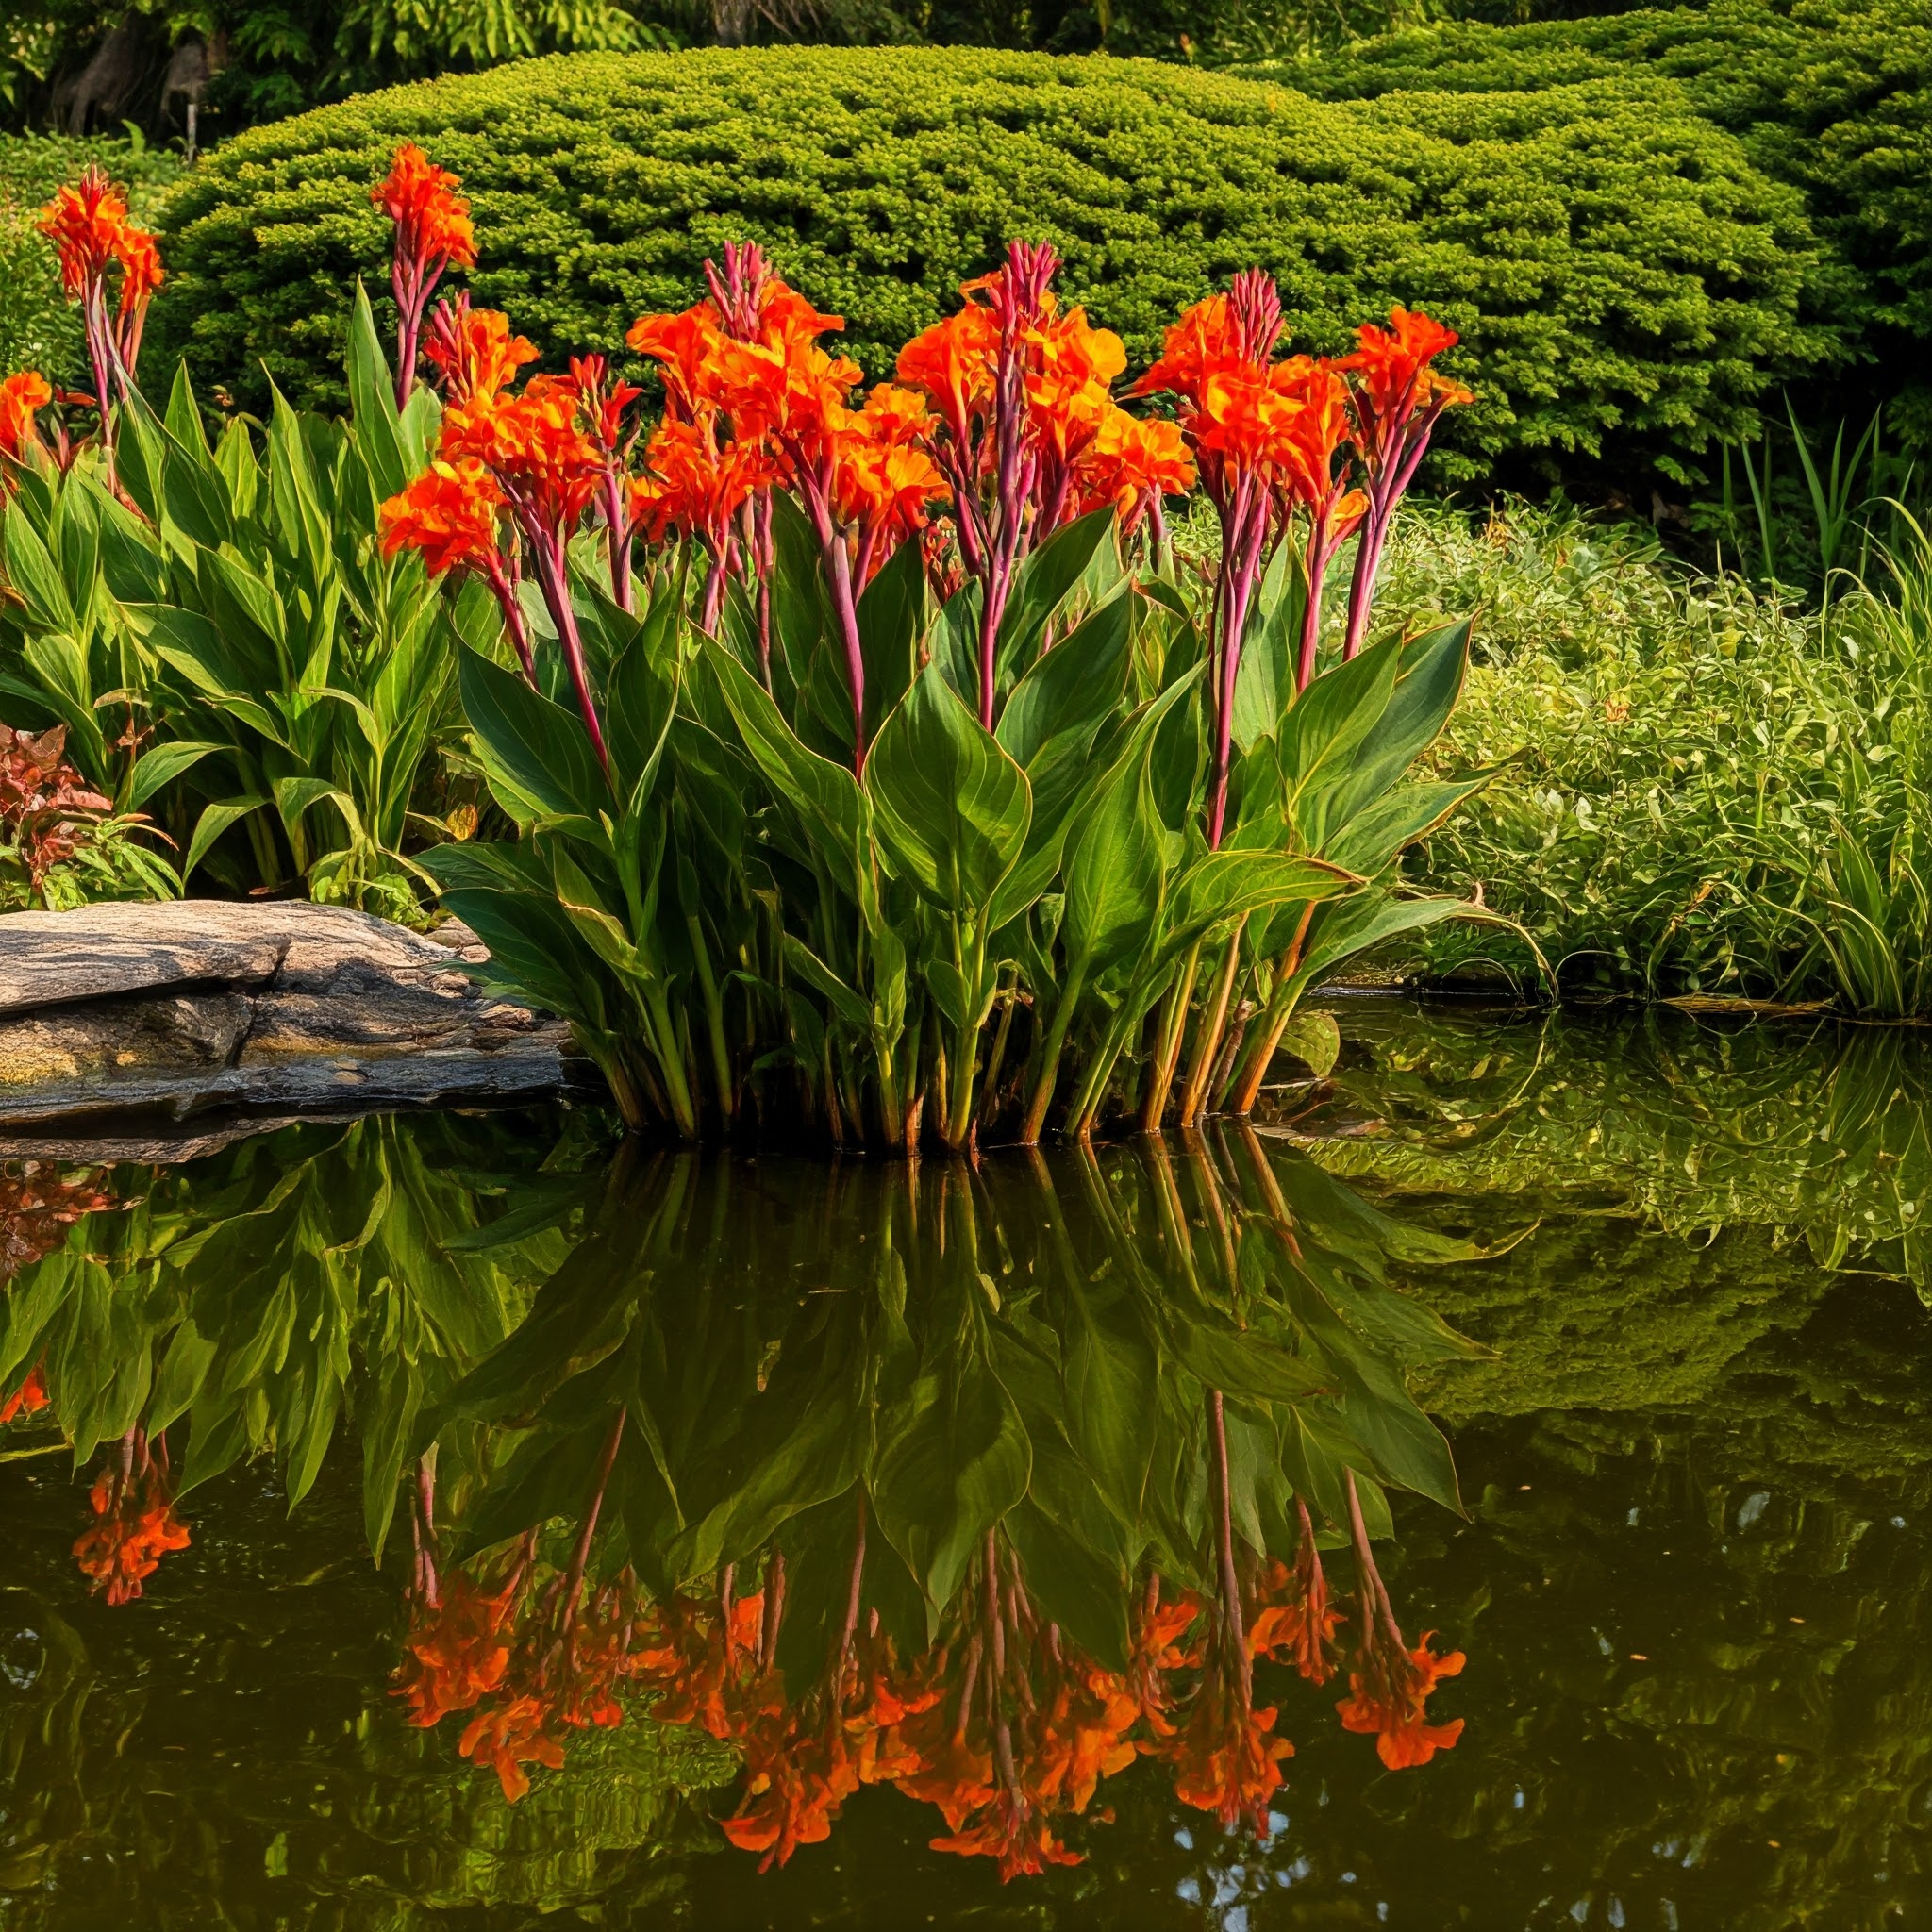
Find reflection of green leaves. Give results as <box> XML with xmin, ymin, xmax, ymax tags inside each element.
<box><xmin>874</xmin><ymin>1355</ymin><xmax>1033</xmax><ymax>1624</ymax></box>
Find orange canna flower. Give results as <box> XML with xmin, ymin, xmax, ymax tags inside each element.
<box><xmin>425</xmin><ymin>299</ymin><xmax>539</xmax><ymax>406</ymax></box>
<box><xmin>394</xmin><ymin>1571</ymin><xmax>521</xmax><ymax>1727</ymax></box>
<box><xmin>458</xmin><ymin>1691</ymin><xmax>566</xmax><ymax>1803</ymax></box>
<box><xmin>39</xmin><ymin>166</ymin><xmax>162</xmax><ymax>410</ymax></box>
<box><xmin>1072</xmin><ymin>407</ymin><xmax>1195</xmax><ymax>529</ymax></box>
<box><xmin>39</xmin><ymin>167</ymin><xmax>145</xmax><ymax>301</ymax></box>
<box><xmin>1336</xmin><ymin>1632</ymin><xmax>1466</xmax><ymax>1770</ymax></box>
<box><xmin>379</xmin><ymin>458</ymin><xmax>507</xmax><ymax>577</ymax></box>
<box><xmin>895</xmin><ymin>302</ymin><xmax>1000</xmax><ymax>441</ymax></box>
<box><xmin>627</xmin><ymin>418</ymin><xmax>774</xmax><ymax>546</ymax></box>
<box><xmin>0</xmin><ymin>371</ymin><xmax>53</xmax><ymax>463</ymax></box>
<box><xmin>1344</xmin><ymin>307</ymin><xmax>1471</xmax><ymax>423</ymax></box>
<box><xmin>0</xmin><ymin>1363</ymin><xmax>48</xmax><ymax>1424</ymax></box>
<box><xmin>73</xmin><ymin>1441</ymin><xmax>191</xmax><ymax>1607</ymax></box>
<box><xmin>1129</xmin><ymin>293</ymin><xmax>1247</xmax><ymax>409</ymax></box>
<box><xmin>441</xmin><ymin>376</ymin><xmax>605</xmax><ymax>532</ymax></box>
<box><xmin>373</xmin><ymin>143</ymin><xmax>476</xmax><ymax>278</ymax></box>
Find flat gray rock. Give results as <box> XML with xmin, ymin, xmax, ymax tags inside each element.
<box><xmin>0</xmin><ymin>901</ymin><xmax>581</xmax><ymax>1143</ymax></box>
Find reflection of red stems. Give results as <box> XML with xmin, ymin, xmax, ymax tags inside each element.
<box><xmin>1207</xmin><ymin>1390</ymin><xmax>1252</xmax><ymax>1705</ymax></box>
<box><xmin>563</xmin><ymin>1408</ymin><xmax>627</xmax><ymax>1626</ymax></box>
<box><xmin>760</xmin><ymin>1548</ymin><xmax>787</xmax><ymax>1674</ymax></box>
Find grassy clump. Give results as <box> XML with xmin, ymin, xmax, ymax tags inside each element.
<box><xmin>150</xmin><ymin>46</ymin><xmax>1812</xmax><ymax>485</ymax></box>
<box><xmin>1375</xmin><ymin>500</ymin><xmax>1932</xmax><ymax>1012</ymax></box>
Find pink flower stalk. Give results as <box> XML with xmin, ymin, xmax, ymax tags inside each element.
<box><xmin>374</xmin><ymin>145</ymin><xmax>477</xmax><ymax>408</ymax></box>
<box><xmin>1339</xmin><ymin>309</ymin><xmax>1473</xmax><ymax>658</ymax></box>
<box><xmin>571</xmin><ymin>354</ymin><xmax>645</xmax><ymax>613</ymax></box>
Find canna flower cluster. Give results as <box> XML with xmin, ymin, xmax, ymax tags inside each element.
<box><xmin>374</xmin><ymin>143</ymin><xmax>478</xmax><ymax>407</ymax></box>
<box><xmin>0</xmin><ymin>371</ymin><xmax>52</xmax><ymax>469</ymax></box>
<box><xmin>401</xmin><ymin>1494</ymin><xmax>1462</xmax><ymax>1877</ymax></box>
<box><xmin>374</xmin><ymin>146</ymin><xmax>1470</xmax><ymax>812</ymax></box>
<box><xmin>896</xmin><ymin>242</ymin><xmax>1194</xmax><ymax>728</ymax></box>
<box><xmin>1135</xmin><ymin>278</ymin><xmax>1468</xmax><ymax>846</ymax></box>
<box><xmin>73</xmin><ymin>1426</ymin><xmax>192</xmax><ymax>1605</ymax></box>
<box><xmin>38</xmin><ymin>166</ymin><xmax>163</xmax><ymax>473</ymax></box>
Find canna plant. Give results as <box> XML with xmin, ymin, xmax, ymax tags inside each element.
<box><xmin>0</xmin><ymin>149</ymin><xmax>1496</xmax><ymax>1137</ymax></box>
<box><xmin>391</xmin><ymin>195</ymin><xmax>1491</xmax><ymax>1147</ymax></box>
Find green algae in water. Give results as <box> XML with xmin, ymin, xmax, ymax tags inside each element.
<box><xmin>1</xmin><ymin>1007</ymin><xmax>1928</xmax><ymax>1928</ymax></box>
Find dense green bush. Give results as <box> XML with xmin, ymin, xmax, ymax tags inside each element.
<box><xmin>151</xmin><ymin>46</ymin><xmax>1815</xmax><ymax>484</ymax></box>
<box><xmin>1263</xmin><ymin>0</ymin><xmax>1932</xmax><ymax>437</ymax></box>
<box><xmin>0</xmin><ymin>131</ymin><xmax>178</xmax><ymax>386</ymax></box>
<box><xmin>1377</xmin><ymin>500</ymin><xmax>1932</xmax><ymax>1011</ymax></box>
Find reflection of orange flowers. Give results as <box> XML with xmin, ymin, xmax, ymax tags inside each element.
<box><xmin>0</xmin><ymin>371</ymin><xmax>53</xmax><ymax>463</ymax></box>
<box><xmin>459</xmin><ymin>1692</ymin><xmax>566</xmax><ymax>1803</ymax></box>
<box><xmin>372</xmin><ymin>143</ymin><xmax>476</xmax><ymax>278</ymax></box>
<box><xmin>0</xmin><ymin>1363</ymin><xmax>48</xmax><ymax>1424</ymax></box>
<box><xmin>73</xmin><ymin>1432</ymin><xmax>190</xmax><ymax>1606</ymax></box>
<box><xmin>1336</xmin><ymin>1632</ymin><xmax>1466</xmax><ymax>1769</ymax></box>
<box><xmin>395</xmin><ymin>1572</ymin><xmax>520</xmax><ymax>1726</ymax></box>
<box><xmin>1166</xmin><ymin>1694</ymin><xmax>1294</xmax><ymax>1834</ymax></box>
<box><xmin>379</xmin><ymin>458</ymin><xmax>506</xmax><ymax>577</ymax></box>
<box><xmin>932</xmin><ymin>1805</ymin><xmax>1085</xmax><ymax>1881</ymax></box>
<box><xmin>1247</xmin><ymin>1546</ymin><xmax>1342</xmax><ymax>1686</ymax></box>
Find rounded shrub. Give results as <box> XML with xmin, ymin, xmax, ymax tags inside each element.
<box><xmin>152</xmin><ymin>46</ymin><xmax>1815</xmax><ymax>485</ymax></box>
<box><xmin>1265</xmin><ymin>0</ymin><xmax>1932</xmax><ymax>433</ymax></box>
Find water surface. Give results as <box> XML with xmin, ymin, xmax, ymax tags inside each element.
<box><xmin>1</xmin><ymin>1004</ymin><xmax>1926</xmax><ymax>1929</ymax></box>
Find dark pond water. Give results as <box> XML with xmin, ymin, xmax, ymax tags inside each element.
<box><xmin>1</xmin><ymin>1003</ymin><xmax>1928</xmax><ymax>1930</ymax></box>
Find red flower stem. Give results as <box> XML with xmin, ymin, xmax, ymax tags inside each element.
<box><xmin>760</xmin><ymin>1549</ymin><xmax>786</xmax><ymax>1674</ymax></box>
<box><xmin>1207</xmin><ymin>1389</ymin><xmax>1252</xmax><ymax>1706</ymax></box>
<box><xmin>562</xmin><ymin>1407</ymin><xmax>626</xmax><ymax>1628</ymax></box>
<box><xmin>753</xmin><ymin>491</ymin><xmax>775</xmax><ymax>691</ymax></box>
<box><xmin>481</xmin><ymin>560</ymin><xmax>536</xmax><ymax>681</ymax></box>
<box><xmin>839</xmin><ymin>1493</ymin><xmax>868</xmax><ymax>1672</ymax></box>
<box><xmin>600</xmin><ymin>464</ymin><xmax>635</xmax><ymax>613</ymax></box>
<box><xmin>531</xmin><ymin>532</ymin><xmax>612</xmax><ymax>779</ymax></box>
<box><xmin>1344</xmin><ymin>1468</ymin><xmax>1407</xmax><ymax>1651</ymax></box>
<box><xmin>1296</xmin><ymin>505</ymin><xmax>1335</xmax><ymax>693</ymax></box>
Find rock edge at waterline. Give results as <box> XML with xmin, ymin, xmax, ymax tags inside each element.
<box><xmin>0</xmin><ymin>901</ymin><xmax>575</xmax><ymax>1156</ymax></box>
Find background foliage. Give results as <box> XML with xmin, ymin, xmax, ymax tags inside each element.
<box><xmin>1260</xmin><ymin>0</ymin><xmax>1932</xmax><ymax>442</ymax></box>
<box><xmin>1374</xmin><ymin>500</ymin><xmax>1932</xmax><ymax>1009</ymax></box>
<box><xmin>148</xmin><ymin>46</ymin><xmax>1814</xmax><ymax>490</ymax></box>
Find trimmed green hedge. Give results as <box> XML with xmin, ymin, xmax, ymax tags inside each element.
<box><xmin>1263</xmin><ymin>0</ymin><xmax>1932</xmax><ymax>434</ymax></box>
<box><xmin>150</xmin><ymin>46</ymin><xmax>1817</xmax><ymax>485</ymax></box>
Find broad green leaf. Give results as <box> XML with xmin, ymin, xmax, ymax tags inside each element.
<box><xmin>873</xmin><ymin>1354</ymin><xmax>1032</xmax><ymax>1622</ymax></box>
<box><xmin>867</xmin><ymin>664</ymin><xmax>1031</xmax><ymax>919</ymax></box>
<box><xmin>458</xmin><ymin>647</ymin><xmax>610</xmax><ymax>823</ymax></box>
<box><xmin>995</xmin><ymin>591</ymin><xmax>1135</xmax><ymax>770</ymax></box>
<box><xmin>184</xmin><ymin>796</ymin><xmax>270</xmax><ymax>881</ymax></box>
<box><xmin>128</xmin><ymin>739</ymin><xmax>225</xmax><ymax>808</ymax></box>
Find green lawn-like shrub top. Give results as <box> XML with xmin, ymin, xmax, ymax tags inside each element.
<box><xmin>1264</xmin><ymin>0</ymin><xmax>1932</xmax><ymax>429</ymax></box>
<box><xmin>151</xmin><ymin>45</ymin><xmax>1815</xmax><ymax>485</ymax></box>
